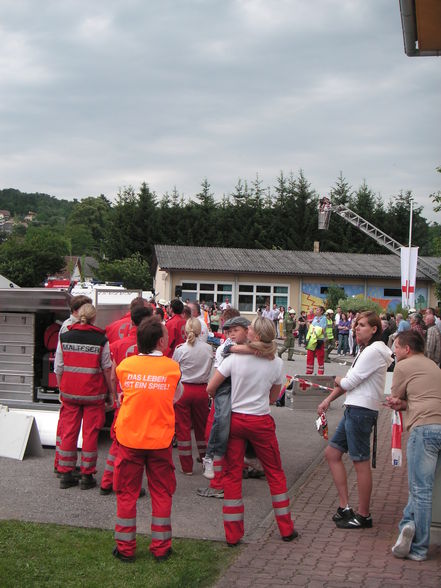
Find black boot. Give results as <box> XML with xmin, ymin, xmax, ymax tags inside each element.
<box><xmin>80</xmin><ymin>474</ymin><xmax>97</xmax><ymax>490</ymax></box>
<box><xmin>60</xmin><ymin>472</ymin><xmax>79</xmax><ymax>489</ymax></box>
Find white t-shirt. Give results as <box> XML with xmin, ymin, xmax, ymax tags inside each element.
<box><xmin>172</xmin><ymin>338</ymin><xmax>213</xmax><ymax>383</ymax></box>
<box><xmin>218</xmin><ymin>354</ymin><xmax>283</xmax><ymax>415</ymax></box>
<box><xmin>214</xmin><ymin>338</ymin><xmax>231</xmax><ymax>369</ymax></box>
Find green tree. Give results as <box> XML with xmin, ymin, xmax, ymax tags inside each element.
<box><xmin>0</xmin><ymin>228</ymin><xmax>68</xmax><ymax>286</ymax></box>
<box><xmin>65</xmin><ymin>224</ymin><xmax>96</xmax><ymax>256</ymax></box>
<box><xmin>192</xmin><ymin>178</ymin><xmax>218</xmax><ymax>245</ymax></box>
<box><xmin>105</xmin><ymin>183</ymin><xmax>158</xmax><ymax>262</ymax></box>
<box><xmin>429</xmin><ymin>166</ymin><xmax>441</xmax><ymax>212</ymax></box>
<box><xmin>66</xmin><ymin>195</ymin><xmax>112</xmax><ymax>255</ymax></box>
<box><xmin>346</xmin><ymin>181</ymin><xmax>385</xmax><ymax>253</ymax></box>
<box><xmin>325</xmin><ymin>284</ymin><xmax>347</xmax><ymax>310</ymax></box>
<box><xmin>289</xmin><ymin>170</ymin><xmax>318</xmax><ymax>249</ymax></box>
<box><xmin>339</xmin><ymin>297</ymin><xmax>383</xmax><ymax>315</ymax></box>
<box><xmin>96</xmin><ymin>252</ymin><xmax>152</xmax><ymax>290</ymax></box>
<box><xmin>320</xmin><ymin>173</ymin><xmax>354</xmax><ymax>252</ymax></box>
<box><xmin>385</xmin><ymin>190</ymin><xmax>430</xmax><ymax>255</ymax></box>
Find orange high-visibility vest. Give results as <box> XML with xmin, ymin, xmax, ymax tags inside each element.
<box><xmin>115</xmin><ymin>354</ymin><xmax>181</xmax><ymax>449</ymax></box>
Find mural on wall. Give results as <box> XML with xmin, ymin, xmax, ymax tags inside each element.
<box><xmin>366</xmin><ymin>287</ymin><xmax>428</xmax><ymax>311</ymax></box>
<box><xmin>302</xmin><ymin>283</ymin><xmax>428</xmax><ymax>312</ymax></box>
<box><xmin>301</xmin><ymin>284</ymin><xmax>364</xmax><ymax>312</ymax></box>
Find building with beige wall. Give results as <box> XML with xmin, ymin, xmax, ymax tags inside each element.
<box><xmin>153</xmin><ymin>245</ymin><xmax>440</xmax><ymax>319</ymax></box>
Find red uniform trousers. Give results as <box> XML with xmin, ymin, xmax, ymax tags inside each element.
<box><xmin>306</xmin><ymin>345</ymin><xmax>325</xmax><ymax>375</ymax></box>
<box><xmin>100</xmin><ymin>407</ymin><xmax>119</xmax><ymax>490</ymax></box>
<box><xmin>222</xmin><ymin>413</ymin><xmax>294</xmax><ymax>545</ymax></box>
<box><xmin>57</xmin><ymin>400</ymin><xmax>105</xmax><ymax>475</ymax></box>
<box><xmin>174</xmin><ymin>383</ymin><xmax>209</xmax><ymax>474</ymax></box>
<box><xmin>114</xmin><ymin>443</ymin><xmax>176</xmax><ymax>558</ymax></box>
<box><xmin>54</xmin><ymin>402</ymin><xmax>65</xmax><ymax>471</ymax></box>
<box><xmin>205</xmin><ymin>403</ymin><xmax>226</xmax><ymax>490</ymax></box>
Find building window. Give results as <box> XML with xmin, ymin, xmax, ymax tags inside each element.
<box><xmin>181</xmin><ymin>282</ymin><xmax>232</xmax><ymax>305</ymax></box>
<box><xmin>384</xmin><ymin>288</ymin><xmax>402</xmax><ymax>297</ymax></box>
<box><xmin>238</xmin><ymin>284</ymin><xmax>289</xmax><ymax>313</ymax></box>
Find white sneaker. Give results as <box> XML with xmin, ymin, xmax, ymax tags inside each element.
<box><xmin>202</xmin><ymin>456</ymin><xmax>215</xmax><ymax>479</ymax></box>
<box><xmin>406</xmin><ymin>552</ymin><xmax>427</xmax><ymax>561</ymax></box>
<box><xmin>392</xmin><ymin>522</ymin><xmax>415</xmax><ymax>558</ymax></box>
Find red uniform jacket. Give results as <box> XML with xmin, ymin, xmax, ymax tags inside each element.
<box><xmin>59</xmin><ymin>323</ymin><xmax>108</xmax><ymax>405</ymax></box>
<box><xmin>165</xmin><ymin>314</ymin><xmax>187</xmax><ymax>358</ymax></box>
<box><xmin>105</xmin><ymin>312</ymin><xmax>131</xmax><ymax>344</ymax></box>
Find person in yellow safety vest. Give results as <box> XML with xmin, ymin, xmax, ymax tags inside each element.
<box><xmin>324</xmin><ymin>309</ymin><xmax>335</xmax><ymax>363</ymax></box>
<box><xmin>306</xmin><ymin>305</ymin><xmax>327</xmax><ymax>375</ymax></box>
<box><xmin>306</xmin><ymin>324</ymin><xmax>323</xmax><ymax>350</ymax></box>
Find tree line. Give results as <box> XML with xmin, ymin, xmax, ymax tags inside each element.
<box><xmin>1</xmin><ymin>171</ymin><xmax>440</xmax><ymax>288</ymax></box>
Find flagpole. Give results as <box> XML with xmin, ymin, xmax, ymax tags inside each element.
<box><xmin>407</xmin><ymin>201</ymin><xmax>413</xmax><ymax>308</ymax></box>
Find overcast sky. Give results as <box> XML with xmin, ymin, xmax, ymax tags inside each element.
<box><xmin>1</xmin><ymin>0</ymin><xmax>440</xmax><ymax>221</ymax></box>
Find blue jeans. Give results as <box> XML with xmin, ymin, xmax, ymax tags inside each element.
<box><xmin>337</xmin><ymin>333</ymin><xmax>349</xmax><ymax>354</ymax></box>
<box><xmin>399</xmin><ymin>424</ymin><xmax>441</xmax><ymax>558</ymax></box>
<box><xmin>206</xmin><ymin>378</ymin><xmax>232</xmax><ymax>459</ymax></box>
<box><xmin>329</xmin><ymin>405</ymin><xmax>378</xmax><ymax>462</ymax></box>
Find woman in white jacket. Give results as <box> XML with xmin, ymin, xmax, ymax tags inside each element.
<box><xmin>318</xmin><ymin>311</ymin><xmax>392</xmax><ymax>529</ymax></box>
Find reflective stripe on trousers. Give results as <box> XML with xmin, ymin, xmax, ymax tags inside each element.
<box><xmin>177</xmin><ymin>440</ymin><xmax>192</xmax><ymax>456</ymax></box>
<box><xmin>114</xmin><ymin>515</ymin><xmax>137</xmax><ymax>551</ymax></box>
<box><xmin>81</xmin><ymin>450</ymin><xmax>97</xmax><ymax>469</ymax></box>
<box><xmin>223</xmin><ymin>412</ymin><xmax>294</xmax><ymax>545</ymax></box>
<box><xmin>115</xmin><ymin>443</ymin><xmax>175</xmax><ymax>558</ymax></box>
<box><xmin>58</xmin><ymin>449</ymin><xmax>77</xmax><ymax>469</ymax></box>
<box><xmin>100</xmin><ymin>439</ymin><xmax>118</xmax><ymax>491</ymax></box>
<box><xmin>151</xmin><ymin>515</ymin><xmax>172</xmax><ymax>541</ymax></box>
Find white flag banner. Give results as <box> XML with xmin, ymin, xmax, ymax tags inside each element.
<box><xmin>400</xmin><ymin>247</ymin><xmax>418</xmax><ymax>308</ymax></box>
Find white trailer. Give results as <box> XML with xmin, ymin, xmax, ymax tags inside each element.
<box><xmin>0</xmin><ymin>286</ymin><xmax>144</xmax><ymax>410</ymax></box>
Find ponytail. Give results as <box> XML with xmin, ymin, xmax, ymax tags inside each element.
<box><xmin>185</xmin><ymin>318</ymin><xmax>201</xmax><ymax>346</ymax></box>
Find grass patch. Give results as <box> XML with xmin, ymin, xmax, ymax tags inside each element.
<box><xmin>0</xmin><ymin>520</ymin><xmax>238</xmax><ymax>588</ymax></box>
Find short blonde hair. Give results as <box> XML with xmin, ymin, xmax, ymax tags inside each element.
<box><xmin>77</xmin><ymin>303</ymin><xmax>97</xmax><ymax>325</ymax></box>
<box><xmin>185</xmin><ymin>317</ymin><xmax>201</xmax><ymax>346</ymax></box>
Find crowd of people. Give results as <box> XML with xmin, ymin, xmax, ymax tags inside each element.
<box><xmin>53</xmin><ymin>294</ymin><xmax>296</xmax><ymax>562</ymax></box>
<box><xmin>52</xmin><ymin>293</ymin><xmax>441</xmax><ymax>564</ymax></box>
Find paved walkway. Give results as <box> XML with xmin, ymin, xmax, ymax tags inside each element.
<box><xmin>216</xmin><ymin>408</ymin><xmax>441</xmax><ymax>587</ymax></box>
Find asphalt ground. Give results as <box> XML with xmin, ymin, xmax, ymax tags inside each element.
<box><xmin>0</xmin><ymin>347</ymin><xmax>350</xmax><ymax>543</ymax></box>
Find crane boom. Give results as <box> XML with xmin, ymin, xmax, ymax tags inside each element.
<box><xmin>318</xmin><ymin>201</ymin><xmax>439</xmax><ymax>283</ymax></box>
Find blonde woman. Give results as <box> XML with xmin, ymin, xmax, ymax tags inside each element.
<box><xmin>54</xmin><ymin>303</ymin><xmax>112</xmax><ymax>490</ymax></box>
<box><xmin>172</xmin><ymin>318</ymin><xmax>213</xmax><ymax>474</ymax></box>
<box><xmin>207</xmin><ymin>317</ymin><xmax>297</xmax><ymax>546</ymax></box>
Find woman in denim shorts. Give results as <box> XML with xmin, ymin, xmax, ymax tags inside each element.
<box><xmin>318</xmin><ymin>311</ymin><xmax>393</xmax><ymax>529</ymax></box>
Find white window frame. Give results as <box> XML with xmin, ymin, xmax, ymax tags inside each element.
<box><xmin>238</xmin><ymin>283</ymin><xmax>289</xmax><ymax>313</ymax></box>
<box><xmin>181</xmin><ymin>281</ymin><xmax>233</xmax><ymax>304</ymax></box>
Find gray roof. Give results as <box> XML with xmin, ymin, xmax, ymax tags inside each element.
<box><xmin>82</xmin><ymin>256</ymin><xmax>99</xmax><ymax>277</ymax></box>
<box><xmin>154</xmin><ymin>244</ymin><xmax>441</xmax><ymax>281</ymax></box>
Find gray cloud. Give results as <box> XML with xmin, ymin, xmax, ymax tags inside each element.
<box><xmin>0</xmin><ymin>0</ymin><xmax>440</xmax><ymax>220</ymax></box>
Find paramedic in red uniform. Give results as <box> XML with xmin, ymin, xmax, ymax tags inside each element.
<box><xmin>54</xmin><ymin>294</ymin><xmax>92</xmax><ymax>474</ymax></box>
<box><xmin>112</xmin><ymin>317</ymin><xmax>182</xmax><ymax>563</ymax></box>
<box><xmin>105</xmin><ymin>296</ymin><xmax>150</xmax><ymax>344</ymax></box>
<box><xmin>55</xmin><ymin>303</ymin><xmax>112</xmax><ymax>490</ymax></box>
<box><xmin>99</xmin><ymin>305</ymin><xmax>153</xmax><ymax>494</ymax></box>
<box><xmin>206</xmin><ymin>317</ymin><xmax>297</xmax><ymax>546</ymax></box>
<box><xmin>172</xmin><ymin>318</ymin><xmax>213</xmax><ymax>474</ymax></box>
<box><xmin>164</xmin><ymin>298</ymin><xmax>187</xmax><ymax>357</ymax></box>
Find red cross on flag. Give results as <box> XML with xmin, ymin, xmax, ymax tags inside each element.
<box><xmin>400</xmin><ymin>247</ymin><xmax>418</xmax><ymax>309</ymax></box>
